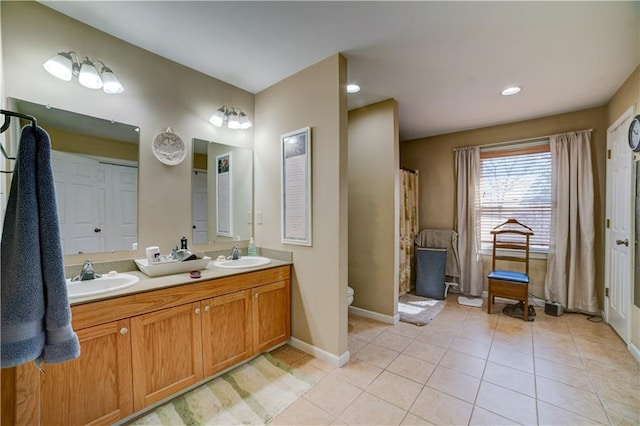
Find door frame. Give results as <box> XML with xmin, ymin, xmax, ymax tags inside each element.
<box><xmin>604</xmin><ymin>105</ymin><xmax>635</xmax><ymax>344</ymax></box>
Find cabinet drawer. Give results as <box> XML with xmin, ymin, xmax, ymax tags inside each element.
<box><xmin>489</xmin><ymin>281</ymin><xmax>528</xmax><ymax>298</ymax></box>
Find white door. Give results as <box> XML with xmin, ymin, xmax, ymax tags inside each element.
<box><xmin>103</xmin><ymin>163</ymin><xmax>138</xmax><ymax>251</ymax></box>
<box><xmin>192</xmin><ymin>170</ymin><xmax>208</xmax><ymax>245</ymax></box>
<box><xmin>51</xmin><ymin>151</ymin><xmax>101</xmax><ymax>254</ymax></box>
<box><xmin>605</xmin><ymin>107</ymin><xmax>634</xmax><ymax>343</ymax></box>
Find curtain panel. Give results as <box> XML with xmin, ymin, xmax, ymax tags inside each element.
<box><xmin>545</xmin><ymin>130</ymin><xmax>598</xmax><ymax>313</ymax></box>
<box><xmin>455</xmin><ymin>147</ymin><xmax>483</xmax><ymax>296</ymax></box>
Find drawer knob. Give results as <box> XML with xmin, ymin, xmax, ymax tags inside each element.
<box><xmin>120</xmin><ymin>327</ymin><xmax>128</xmax><ymax>335</ymax></box>
<box><xmin>204</xmin><ymin>305</ymin><xmax>210</xmax><ymax>312</ymax></box>
<box><xmin>255</xmin><ymin>293</ymin><xmax>259</xmax><ymax>299</ymax></box>
<box><xmin>195</xmin><ymin>308</ymin><xmax>201</xmax><ymax>314</ymax></box>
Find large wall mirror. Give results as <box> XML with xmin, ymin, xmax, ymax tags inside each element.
<box><xmin>8</xmin><ymin>98</ymin><xmax>140</xmax><ymax>255</ymax></box>
<box><xmin>192</xmin><ymin>138</ymin><xmax>252</xmax><ymax>245</ymax></box>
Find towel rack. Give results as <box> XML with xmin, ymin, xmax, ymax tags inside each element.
<box><xmin>1</xmin><ymin>109</ymin><xmax>38</xmax><ymax>174</ymax></box>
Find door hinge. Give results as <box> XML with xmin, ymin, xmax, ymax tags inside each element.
<box><xmin>606</xmin><ymin>219</ymin><xmax>610</xmax><ymax>228</ymax></box>
<box><xmin>607</xmin><ymin>149</ymin><xmax>611</xmax><ymax>159</ymax></box>
<box><xmin>605</xmin><ymin>288</ymin><xmax>609</xmax><ymax>298</ymax></box>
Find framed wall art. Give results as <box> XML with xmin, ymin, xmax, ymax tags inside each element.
<box><xmin>281</xmin><ymin>127</ymin><xmax>312</xmax><ymax>246</ymax></box>
<box><xmin>216</xmin><ymin>152</ymin><xmax>233</xmax><ymax>237</ymax></box>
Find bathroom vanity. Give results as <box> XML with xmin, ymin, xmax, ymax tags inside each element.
<box><xmin>1</xmin><ymin>263</ymin><xmax>291</xmax><ymax>426</ymax></box>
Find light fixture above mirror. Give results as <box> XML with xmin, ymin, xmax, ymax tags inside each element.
<box><xmin>209</xmin><ymin>106</ymin><xmax>252</xmax><ymax>130</ymax></box>
<box><xmin>43</xmin><ymin>51</ymin><xmax>124</xmax><ymax>94</ymax></box>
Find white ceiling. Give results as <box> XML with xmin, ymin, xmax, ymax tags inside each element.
<box><xmin>40</xmin><ymin>1</ymin><xmax>639</xmax><ymax>141</ymax></box>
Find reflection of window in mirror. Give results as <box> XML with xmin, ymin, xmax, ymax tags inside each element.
<box><xmin>9</xmin><ymin>98</ymin><xmax>140</xmax><ymax>255</ymax></box>
<box><xmin>192</xmin><ymin>138</ymin><xmax>253</xmax><ymax>245</ymax></box>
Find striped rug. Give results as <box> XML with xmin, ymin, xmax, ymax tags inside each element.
<box><xmin>130</xmin><ymin>352</ymin><xmax>319</xmax><ymax>425</ymax></box>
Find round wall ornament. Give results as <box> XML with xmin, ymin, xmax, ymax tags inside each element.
<box><xmin>152</xmin><ymin>127</ymin><xmax>186</xmax><ymax>165</ymax></box>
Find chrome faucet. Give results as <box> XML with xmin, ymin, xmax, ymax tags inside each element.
<box><xmin>71</xmin><ymin>260</ymin><xmax>102</xmax><ymax>281</ymax></box>
<box><xmin>227</xmin><ymin>245</ymin><xmax>241</xmax><ymax>260</ymax></box>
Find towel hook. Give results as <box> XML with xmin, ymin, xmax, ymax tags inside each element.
<box><xmin>1</xmin><ymin>109</ymin><xmax>38</xmax><ymax>173</ymax></box>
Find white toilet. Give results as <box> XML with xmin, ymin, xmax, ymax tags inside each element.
<box><xmin>347</xmin><ymin>286</ymin><xmax>354</xmax><ymax>306</ymax></box>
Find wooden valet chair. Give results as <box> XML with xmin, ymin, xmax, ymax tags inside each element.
<box><xmin>486</xmin><ymin>219</ymin><xmax>534</xmax><ymax>321</ymax></box>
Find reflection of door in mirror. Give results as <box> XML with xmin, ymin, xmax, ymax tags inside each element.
<box><xmin>192</xmin><ymin>138</ymin><xmax>253</xmax><ymax>244</ymax></box>
<box><xmin>192</xmin><ymin>170</ymin><xmax>208</xmax><ymax>245</ymax></box>
<box><xmin>9</xmin><ymin>98</ymin><xmax>140</xmax><ymax>255</ymax></box>
<box><xmin>52</xmin><ymin>151</ymin><xmax>137</xmax><ymax>254</ymax></box>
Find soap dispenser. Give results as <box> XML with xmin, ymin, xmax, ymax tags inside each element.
<box><xmin>248</xmin><ymin>237</ymin><xmax>257</xmax><ymax>256</ymax></box>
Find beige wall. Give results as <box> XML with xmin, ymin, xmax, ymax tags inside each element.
<box><xmin>47</xmin><ymin>128</ymin><xmax>138</xmax><ymax>162</ymax></box>
<box><xmin>401</xmin><ymin>107</ymin><xmax>609</xmax><ymax>303</ymax></box>
<box><xmin>606</xmin><ymin>65</ymin><xmax>640</xmax><ymax>352</ymax></box>
<box><xmin>2</xmin><ymin>1</ymin><xmax>254</xmax><ymax>264</ymax></box>
<box><xmin>254</xmin><ymin>54</ymin><xmax>349</xmax><ymax>359</ymax></box>
<box><xmin>348</xmin><ymin>100</ymin><xmax>399</xmax><ymax>317</ymax></box>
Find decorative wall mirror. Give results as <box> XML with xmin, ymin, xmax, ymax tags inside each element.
<box><xmin>8</xmin><ymin>98</ymin><xmax>140</xmax><ymax>255</ymax></box>
<box><xmin>192</xmin><ymin>138</ymin><xmax>253</xmax><ymax>244</ymax></box>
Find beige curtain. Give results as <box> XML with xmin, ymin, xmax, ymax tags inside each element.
<box><xmin>399</xmin><ymin>169</ymin><xmax>419</xmax><ymax>296</ymax></box>
<box><xmin>455</xmin><ymin>147</ymin><xmax>483</xmax><ymax>296</ymax></box>
<box><xmin>545</xmin><ymin>130</ymin><xmax>598</xmax><ymax>313</ymax></box>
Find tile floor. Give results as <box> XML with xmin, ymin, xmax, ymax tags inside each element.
<box><xmin>270</xmin><ymin>293</ymin><xmax>640</xmax><ymax>425</ymax></box>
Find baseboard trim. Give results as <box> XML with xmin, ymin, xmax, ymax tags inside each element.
<box><xmin>481</xmin><ymin>291</ymin><xmax>545</xmax><ymax>307</ymax></box>
<box><xmin>348</xmin><ymin>305</ymin><xmax>399</xmax><ymax>324</ymax></box>
<box><xmin>629</xmin><ymin>342</ymin><xmax>640</xmax><ymax>363</ymax></box>
<box><xmin>288</xmin><ymin>336</ymin><xmax>350</xmax><ymax>367</ymax></box>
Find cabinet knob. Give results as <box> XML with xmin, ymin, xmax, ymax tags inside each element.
<box><xmin>255</xmin><ymin>293</ymin><xmax>259</xmax><ymax>299</ymax></box>
<box><xmin>204</xmin><ymin>305</ymin><xmax>210</xmax><ymax>312</ymax></box>
<box><xmin>120</xmin><ymin>327</ymin><xmax>128</xmax><ymax>335</ymax></box>
<box><xmin>195</xmin><ymin>308</ymin><xmax>201</xmax><ymax>314</ymax></box>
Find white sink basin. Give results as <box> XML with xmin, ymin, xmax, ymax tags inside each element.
<box><xmin>213</xmin><ymin>256</ymin><xmax>272</xmax><ymax>269</ymax></box>
<box><xmin>66</xmin><ymin>273</ymin><xmax>140</xmax><ymax>300</ymax></box>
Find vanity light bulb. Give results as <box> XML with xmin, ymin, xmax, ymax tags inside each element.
<box><xmin>227</xmin><ymin>111</ymin><xmax>240</xmax><ymax>130</ymax></box>
<box><xmin>43</xmin><ymin>52</ymin><xmax>73</xmax><ymax>81</ymax></box>
<box><xmin>78</xmin><ymin>58</ymin><xmax>103</xmax><ymax>89</ymax></box>
<box><xmin>209</xmin><ymin>112</ymin><xmax>224</xmax><ymax>127</ymax></box>
<box><xmin>101</xmin><ymin>67</ymin><xmax>124</xmax><ymax>94</ymax></box>
<box><xmin>239</xmin><ymin>112</ymin><xmax>252</xmax><ymax>130</ymax></box>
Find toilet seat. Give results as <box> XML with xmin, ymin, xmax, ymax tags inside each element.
<box><xmin>347</xmin><ymin>286</ymin><xmax>354</xmax><ymax>306</ymax></box>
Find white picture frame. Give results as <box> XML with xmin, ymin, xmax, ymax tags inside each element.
<box><xmin>281</xmin><ymin>127</ymin><xmax>312</xmax><ymax>246</ymax></box>
<box><xmin>216</xmin><ymin>152</ymin><xmax>233</xmax><ymax>237</ymax></box>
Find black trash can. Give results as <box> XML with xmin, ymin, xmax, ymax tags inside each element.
<box><xmin>416</xmin><ymin>247</ymin><xmax>447</xmax><ymax>300</ymax></box>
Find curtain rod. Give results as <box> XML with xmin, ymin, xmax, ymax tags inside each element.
<box><xmin>452</xmin><ymin>128</ymin><xmax>593</xmax><ymax>152</ymax></box>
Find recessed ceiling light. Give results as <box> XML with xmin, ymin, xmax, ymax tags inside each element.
<box><xmin>501</xmin><ymin>86</ymin><xmax>521</xmax><ymax>96</ymax></box>
<box><xmin>347</xmin><ymin>83</ymin><xmax>361</xmax><ymax>94</ymax></box>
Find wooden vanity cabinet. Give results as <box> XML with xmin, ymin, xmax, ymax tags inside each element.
<box><xmin>201</xmin><ymin>290</ymin><xmax>253</xmax><ymax>377</ymax></box>
<box><xmin>0</xmin><ymin>319</ymin><xmax>133</xmax><ymax>426</ymax></box>
<box><xmin>1</xmin><ymin>265</ymin><xmax>291</xmax><ymax>426</ymax></box>
<box><xmin>252</xmin><ymin>281</ymin><xmax>291</xmax><ymax>353</ymax></box>
<box><xmin>131</xmin><ymin>301</ymin><xmax>204</xmax><ymax>411</ymax></box>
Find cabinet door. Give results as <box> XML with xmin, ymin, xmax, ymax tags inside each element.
<box><xmin>40</xmin><ymin>319</ymin><xmax>133</xmax><ymax>426</ymax></box>
<box><xmin>252</xmin><ymin>280</ymin><xmax>290</xmax><ymax>353</ymax></box>
<box><xmin>131</xmin><ymin>302</ymin><xmax>203</xmax><ymax>411</ymax></box>
<box><xmin>201</xmin><ymin>290</ymin><xmax>252</xmax><ymax>377</ymax></box>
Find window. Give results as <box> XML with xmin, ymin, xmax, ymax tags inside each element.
<box><xmin>479</xmin><ymin>141</ymin><xmax>551</xmax><ymax>251</ymax></box>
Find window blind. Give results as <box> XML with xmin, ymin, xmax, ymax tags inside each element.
<box><xmin>479</xmin><ymin>147</ymin><xmax>551</xmax><ymax>250</ymax></box>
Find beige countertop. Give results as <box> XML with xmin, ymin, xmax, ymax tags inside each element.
<box><xmin>69</xmin><ymin>258</ymin><xmax>291</xmax><ymax>306</ymax></box>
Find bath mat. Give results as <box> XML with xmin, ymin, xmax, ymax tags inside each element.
<box><xmin>398</xmin><ymin>293</ymin><xmax>445</xmax><ymax>326</ymax></box>
<box><xmin>129</xmin><ymin>352</ymin><xmax>319</xmax><ymax>425</ymax></box>
<box><xmin>458</xmin><ymin>296</ymin><xmax>483</xmax><ymax>308</ymax></box>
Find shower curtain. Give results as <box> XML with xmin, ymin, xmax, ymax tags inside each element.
<box><xmin>399</xmin><ymin>169</ymin><xmax>419</xmax><ymax>296</ymax></box>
